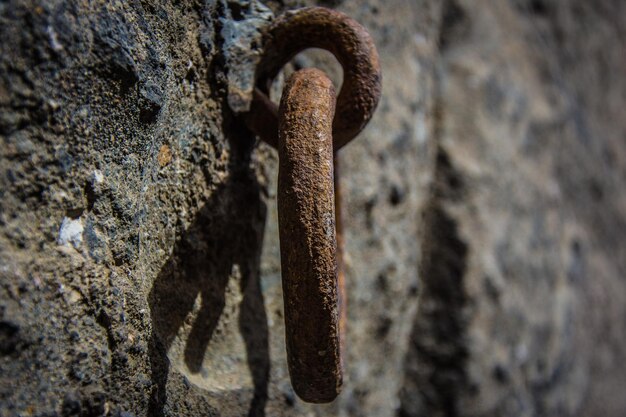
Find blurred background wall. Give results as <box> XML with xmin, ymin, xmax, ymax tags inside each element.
<box><xmin>1</xmin><ymin>0</ymin><xmax>624</xmax><ymax>416</ymax></box>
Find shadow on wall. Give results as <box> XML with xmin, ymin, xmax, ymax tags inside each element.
<box><xmin>147</xmin><ymin>153</ymin><xmax>269</xmax><ymax>416</ymax></box>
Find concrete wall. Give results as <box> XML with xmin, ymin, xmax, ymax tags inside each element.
<box><xmin>1</xmin><ymin>0</ymin><xmax>624</xmax><ymax>416</ymax></box>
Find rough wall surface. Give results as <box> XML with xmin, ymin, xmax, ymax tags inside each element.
<box><xmin>399</xmin><ymin>1</ymin><xmax>626</xmax><ymax>416</ymax></box>
<box><xmin>1</xmin><ymin>1</ymin><xmax>624</xmax><ymax>417</ymax></box>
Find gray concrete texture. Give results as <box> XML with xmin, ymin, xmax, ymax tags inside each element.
<box><xmin>1</xmin><ymin>0</ymin><xmax>624</xmax><ymax>416</ymax></box>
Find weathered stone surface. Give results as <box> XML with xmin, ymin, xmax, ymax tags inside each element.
<box><xmin>399</xmin><ymin>1</ymin><xmax>626</xmax><ymax>416</ymax></box>
<box><xmin>1</xmin><ymin>0</ymin><xmax>624</xmax><ymax>416</ymax></box>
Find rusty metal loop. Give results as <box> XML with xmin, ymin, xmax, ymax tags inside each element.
<box><xmin>245</xmin><ymin>6</ymin><xmax>382</xmax><ymax>150</ymax></box>
<box><xmin>247</xmin><ymin>7</ymin><xmax>382</xmax><ymax>404</ymax></box>
<box><xmin>278</xmin><ymin>68</ymin><xmax>341</xmax><ymax>403</ymax></box>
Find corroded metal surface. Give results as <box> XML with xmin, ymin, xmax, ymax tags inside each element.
<box><xmin>243</xmin><ymin>6</ymin><xmax>382</xmax><ymax>404</ymax></box>
<box><xmin>245</xmin><ymin>6</ymin><xmax>382</xmax><ymax>150</ymax></box>
<box><xmin>277</xmin><ymin>68</ymin><xmax>341</xmax><ymax>403</ymax></box>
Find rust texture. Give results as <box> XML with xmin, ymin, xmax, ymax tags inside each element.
<box><xmin>245</xmin><ymin>6</ymin><xmax>382</xmax><ymax>150</ymax></box>
<box><xmin>277</xmin><ymin>68</ymin><xmax>341</xmax><ymax>403</ymax></box>
<box><xmin>243</xmin><ymin>6</ymin><xmax>382</xmax><ymax>404</ymax></box>
<box><xmin>333</xmin><ymin>157</ymin><xmax>347</xmax><ymax>365</ymax></box>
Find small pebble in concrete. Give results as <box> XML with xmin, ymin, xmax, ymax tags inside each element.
<box><xmin>57</xmin><ymin>217</ymin><xmax>84</xmax><ymax>248</ymax></box>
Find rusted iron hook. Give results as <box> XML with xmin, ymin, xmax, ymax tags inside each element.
<box><xmin>245</xmin><ymin>6</ymin><xmax>382</xmax><ymax>151</ymax></box>
<box><xmin>244</xmin><ymin>7</ymin><xmax>381</xmax><ymax>404</ymax></box>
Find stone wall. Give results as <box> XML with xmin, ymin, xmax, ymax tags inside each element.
<box><xmin>1</xmin><ymin>0</ymin><xmax>624</xmax><ymax>416</ymax></box>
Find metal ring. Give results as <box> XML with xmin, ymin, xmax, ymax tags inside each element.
<box><xmin>278</xmin><ymin>68</ymin><xmax>341</xmax><ymax>403</ymax></box>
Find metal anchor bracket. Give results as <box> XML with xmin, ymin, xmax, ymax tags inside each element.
<box><xmin>244</xmin><ymin>6</ymin><xmax>382</xmax><ymax>404</ymax></box>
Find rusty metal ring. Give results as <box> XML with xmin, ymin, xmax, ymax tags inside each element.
<box><xmin>278</xmin><ymin>68</ymin><xmax>341</xmax><ymax>403</ymax></box>
<box><xmin>245</xmin><ymin>6</ymin><xmax>382</xmax><ymax>150</ymax></box>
